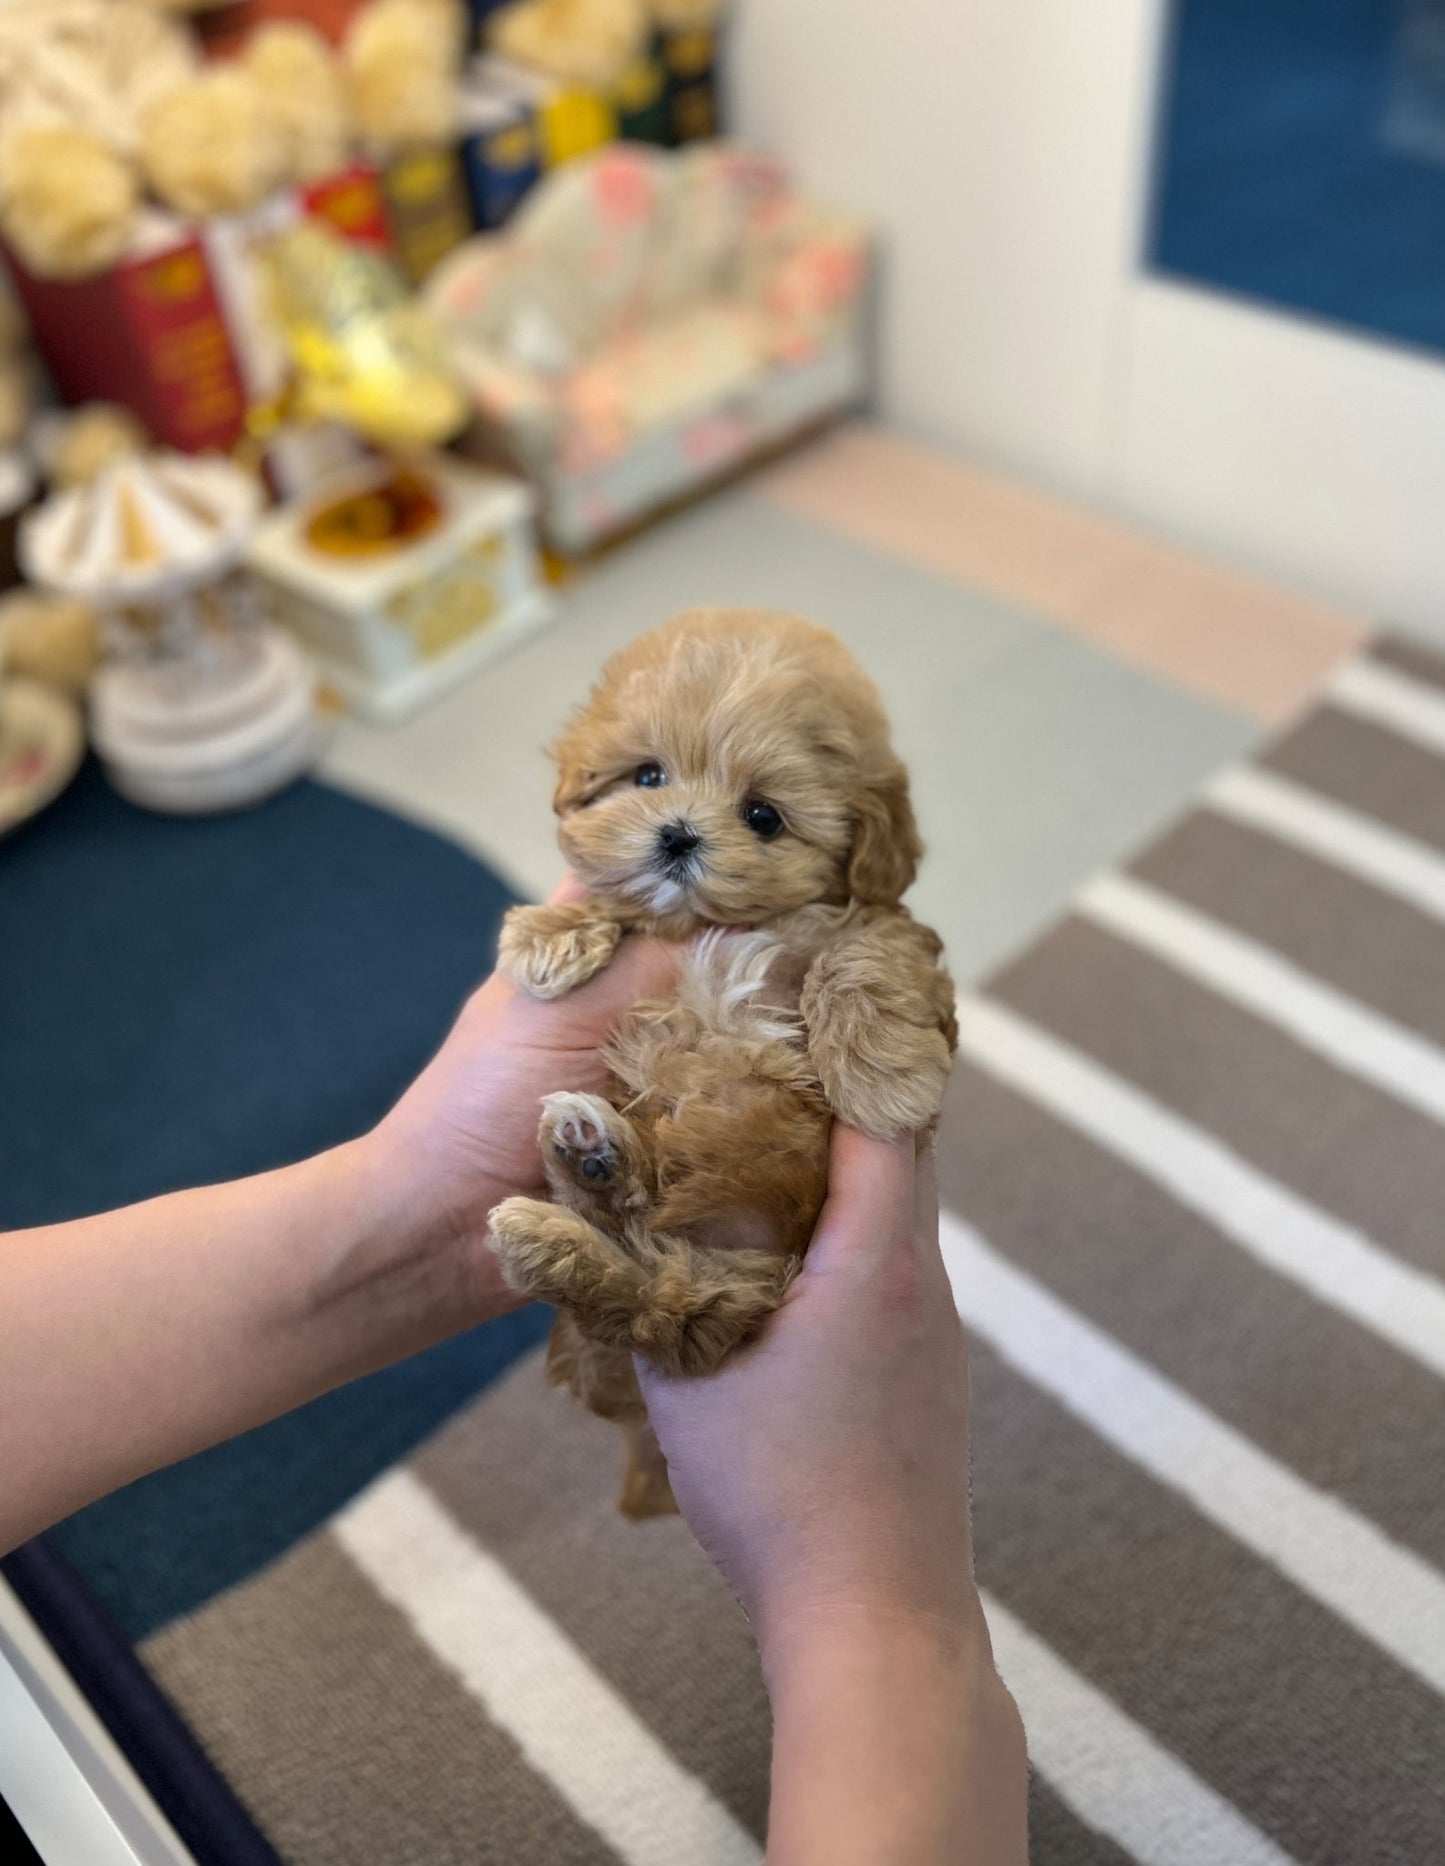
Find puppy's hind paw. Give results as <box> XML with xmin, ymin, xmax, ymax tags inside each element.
<box><xmin>544</xmin><ymin>1091</ymin><xmax>615</xmax><ymax>1180</ymax></box>
<box><xmin>487</xmin><ymin>1196</ymin><xmax>576</xmax><ymax>1300</ymax></box>
<box><xmin>540</xmin><ymin>1091</ymin><xmax>651</xmax><ymax>1215</ymax></box>
<box><xmin>487</xmin><ymin>1197</ymin><xmax>648</xmax><ymax>1312</ymax></box>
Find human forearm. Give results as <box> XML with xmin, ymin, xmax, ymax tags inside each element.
<box><xmin>0</xmin><ymin>1132</ymin><xmax>514</xmax><ymax>1551</ymax></box>
<box><xmin>763</xmin><ymin>1604</ymin><xmax>1028</xmax><ymax>1866</ymax></box>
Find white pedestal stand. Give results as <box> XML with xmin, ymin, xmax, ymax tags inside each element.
<box><xmin>90</xmin><ymin>627</ymin><xmax>323</xmax><ymax>815</ymax></box>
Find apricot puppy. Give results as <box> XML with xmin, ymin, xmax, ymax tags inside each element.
<box><xmin>489</xmin><ymin>607</ymin><xmax>956</xmax><ymax>1516</ymax></box>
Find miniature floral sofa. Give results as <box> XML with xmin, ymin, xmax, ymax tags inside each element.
<box><xmin>423</xmin><ymin>142</ymin><xmax>870</xmax><ymax>553</ymax></box>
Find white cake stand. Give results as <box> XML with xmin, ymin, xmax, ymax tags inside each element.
<box><xmin>90</xmin><ymin>627</ymin><xmax>324</xmax><ymax>816</ymax></box>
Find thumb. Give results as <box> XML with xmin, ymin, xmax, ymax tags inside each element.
<box><xmin>569</xmin><ymin>929</ymin><xmax>680</xmax><ymax>1021</ymax></box>
<box><xmin>806</xmin><ymin>1123</ymin><xmax>917</xmax><ymax>1271</ymax></box>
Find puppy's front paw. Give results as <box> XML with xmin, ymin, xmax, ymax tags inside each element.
<box><xmin>498</xmin><ymin>904</ymin><xmax>621</xmax><ymax>1000</ymax></box>
<box><xmin>815</xmin><ymin>1029</ymin><xmax>953</xmax><ymax>1139</ymax></box>
<box><xmin>802</xmin><ymin>922</ymin><xmax>956</xmax><ymax>1139</ymax></box>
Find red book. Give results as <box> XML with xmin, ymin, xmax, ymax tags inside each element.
<box><xmin>9</xmin><ymin>219</ymin><xmax>248</xmax><ymax>454</ymax></box>
<box><xmin>300</xmin><ymin>163</ymin><xmax>394</xmax><ymax>252</ymax></box>
<box><xmin>196</xmin><ymin>0</ymin><xmax>366</xmax><ymax>56</ymax></box>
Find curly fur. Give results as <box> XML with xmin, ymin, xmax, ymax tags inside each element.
<box><xmin>489</xmin><ymin>608</ymin><xmax>955</xmax><ymax>1514</ymax></box>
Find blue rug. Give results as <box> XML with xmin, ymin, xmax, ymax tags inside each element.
<box><xmin>0</xmin><ymin>761</ymin><xmax>551</xmax><ymax>1862</ymax></box>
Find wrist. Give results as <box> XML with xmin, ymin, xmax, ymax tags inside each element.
<box><xmin>758</xmin><ymin>1591</ymin><xmax>990</xmax><ymax>1703</ymax></box>
<box><xmin>763</xmin><ymin>1595</ymin><xmax>1025</xmax><ymax>1866</ymax></box>
<box><xmin>302</xmin><ymin>1130</ymin><xmax>520</xmax><ymax>1366</ymax></box>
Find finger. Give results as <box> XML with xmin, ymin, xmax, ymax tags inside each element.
<box><xmin>566</xmin><ymin>931</ymin><xmax>681</xmax><ymax>1020</ymax></box>
<box><xmin>547</xmin><ymin>871</ymin><xmax>588</xmax><ymax>905</ymax></box>
<box><xmin>808</xmin><ymin>1122</ymin><xmax>917</xmax><ymax>1267</ymax></box>
<box><xmin>911</xmin><ymin>1133</ymin><xmax>956</xmax><ymax>1302</ymax></box>
<box><xmin>913</xmin><ymin>1134</ymin><xmax>939</xmax><ymax>1247</ymax></box>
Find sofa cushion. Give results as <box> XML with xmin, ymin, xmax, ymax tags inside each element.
<box><xmin>558</xmin><ymin>302</ymin><xmax>766</xmax><ymax>465</ymax></box>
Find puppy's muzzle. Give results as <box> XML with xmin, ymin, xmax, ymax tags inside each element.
<box><xmin>654</xmin><ymin>820</ymin><xmax>701</xmax><ymax>872</ymax></box>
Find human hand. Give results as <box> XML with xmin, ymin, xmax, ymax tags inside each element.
<box><xmin>637</xmin><ymin>1126</ymin><xmax>984</xmax><ymax>1672</ymax></box>
<box><xmin>366</xmin><ymin>877</ymin><xmax>676</xmax><ymax>1318</ymax></box>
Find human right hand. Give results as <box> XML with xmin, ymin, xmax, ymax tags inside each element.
<box><xmin>639</xmin><ymin>1129</ymin><xmax>1028</xmax><ymax>1863</ymax></box>
<box><xmin>636</xmin><ymin>1125</ymin><xmax>983</xmax><ymax>1668</ymax></box>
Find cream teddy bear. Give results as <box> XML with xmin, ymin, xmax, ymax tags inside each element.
<box><xmin>0</xmin><ymin>124</ymin><xmax>140</xmax><ymax>279</ymax></box>
<box><xmin>44</xmin><ymin>403</ymin><xmax>148</xmax><ymax>490</ymax></box>
<box><xmin>139</xmin><ymin>65</ymin><xmax>288</xmax><ymax>219</ymax></box>
<box><xmin>0</xmin><ymin>591</ymin><xmax>101</xmax><ymax>697</ymax></box>
<box><xmin>344</xmin><ymin>0</ymin><xmax>465</xmax><ymax>154</ymax></box>
<box><xmin>243</xmin><ymin>22</ymin><xmax>353</xmax><ymax>187</ymax></box>
<box><xmin>488</xmin><ymin>0</ymin><xmax>651</xmax><ymax>93</ymax></box>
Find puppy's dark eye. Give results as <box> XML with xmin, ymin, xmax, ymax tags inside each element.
<box><xmin>634</xmin><ymin>762</ymin><xmax>667</xmax><ymax>788</ymax></box>
<box><xmin>742</xmin><ymin>800</ymin><xmax>784</xmax><ymax>840</ymax></box>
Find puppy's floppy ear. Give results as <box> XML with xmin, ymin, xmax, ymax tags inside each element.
<box><xmin>548</xmin><ymin>722</ymin><xmax>607</xmax><ymax>815</ymax></box>
<box><xmin>552</xmin><ymin>757</ymin><xmax>599</xmax><ymax>815</ymax></box>
<box><xmin>847</xmin><ymin>758</ymin><xmax>921</xmax><ymax>905</ymax></box>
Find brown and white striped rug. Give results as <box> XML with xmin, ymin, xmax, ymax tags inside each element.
<box><xmin>141</xmin><ymin>635</ymin><xmax>1445</xmax><ymax>1864</ymax></box>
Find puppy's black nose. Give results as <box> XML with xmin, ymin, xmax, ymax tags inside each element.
<box><xmin>656</xmin><ymin>821</ymin><xmax>700</xmax><ymax>861</ymax></box>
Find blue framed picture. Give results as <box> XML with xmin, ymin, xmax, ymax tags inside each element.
<box><xmin>1150</xmin><ymin>0</ymin><xmax>1445</xmax><ymax>358</ymax></box>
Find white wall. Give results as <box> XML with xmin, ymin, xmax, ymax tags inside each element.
<box><xmin>730</xmin><ymin>0</ymin><xmax>1163</xmax><ymax>494</ymax></box>
<box><xmin>731</xmin><ymin>1</ymin><xmax>1445</xmax><ymax>635</ymax></box>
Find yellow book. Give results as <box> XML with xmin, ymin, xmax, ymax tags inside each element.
<box><xmin>539</xmin><ymin>87</ymin><xmax>617</xmax><ymax>166</ymax></box>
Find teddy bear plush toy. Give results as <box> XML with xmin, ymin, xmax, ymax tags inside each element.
<box><xmin>0</xmin><ymin>0</ymin><xmax>195</xmax><ymax>277</ymax></box>
<box><xmin>0</xmin><ymin>1</ymin><xmax>364</xmax><ymax>275</ymax></box>
<box><xmin>344</xmin><ymin>0</ymin><xmax>466</xmax><ymax>155</ymax></box>
<box><xmin>488</xmin><ymin>0</ymin><xmax>652</xmax><ymax>94</ymax></box>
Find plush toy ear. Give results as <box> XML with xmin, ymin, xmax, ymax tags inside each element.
<box><xmin>847</xmin><ymin>760</ymin><xmax>922</xmax><ymax>905</ymax></box>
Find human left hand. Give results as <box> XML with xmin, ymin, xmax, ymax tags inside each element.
<box><xmin>366</xmin><ymin>877</ymin><xmax>677</xmax><ymax>1320</ymax></box>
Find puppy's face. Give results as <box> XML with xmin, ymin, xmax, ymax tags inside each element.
<box><xmin>550</xmin><ymin>610</ymin><xmax>919</xmax><ymax>927</ymax></box>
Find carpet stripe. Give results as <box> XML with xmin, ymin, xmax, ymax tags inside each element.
<box><xmin>333</xmin><ymin>1469</ymin><xmax>761</xmax><ymax>1866</ymax></box>
<box><xmin>143</xmin><ymin>1531</ymin><xmax>616</xmax><ymax>1866</ymax></box>
<box><xmin>1027</xmin><ymin>1777</ymin><xmax>1138</xmax><ymax>1866</ymax></box>
<box><xmin>968</xmin><ymin>1335</ymin><xmax>1445</xmax><ymax>1863</ymax></box>
<box><xmin>940</xmin><ymin>1057</ymin><xmax>1445</xmax><ymax>1568</ymax></box>
<box><xmin>1077</xmin><ymin>871</ymin><xmax>1445</xmax><ymax>1125</ymax></box>
<box><xmin>1008</xmin><ymin>891</ymin><xmax>1445</xmax><ymax>1284</ymax></box>
<box><xmin>1369</xmin><ymin>634</ymin><xmax>1445</xmax><ymax>696</ymax></box>
<box><xmin>982</xmin><ymin>1593</ymin><xmax>1296</xmax><ymax>1866</ymax></box>
<box><xmin>1265</xmin><ymin>704</ymin><xmax>1445</xmax><ymax>859</ymax></box>
<box><xmin>940</xmin><ymin>1212</ymin><xmax>1445</xmax><ymax>1698</ymax></box>
<box><xmin>1136</xmin><ymin>809</ymin><xmax>1445</xmax><ymax>1055</ymax></box>
<box><xmin>1327</xmin><ymin>657</ymin><xmax>1445</xmax><ymax>759</ymax></box>
<box><xmin>957</xmin><ymin>995</ymin><xmax>1445</xmax><ymax>1379</ymax></box>
<box><xmin>411</xmin><ymin>1353</ymin><xmax>774</xmax><ymax>1839</ymax></box>
<box><xmin>1206</xmin><ymin>765</ymin><xmax>1445</xmax><ymax>921</ymax></box>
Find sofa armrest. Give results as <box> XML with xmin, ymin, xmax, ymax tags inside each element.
<box><xmin>745</xmin><ymin>207</ymin><xmax>872</xmax><ymax>360</ymax></box>
<box><xmin>450</xmin><ymin>342</ymin><xmax>563</xmax><ymax>474</ymax></box>
<box><xmin>423</xmin><ymin>239</ymin><xmax>515</xmax><ymax>342</ymax></box>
